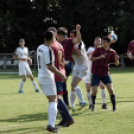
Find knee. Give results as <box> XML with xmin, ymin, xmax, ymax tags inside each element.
<box><xmin>23</xmin><ymin>77</ymin><xmax>26</xmax><ymax>82</ymax></box>
<box><xmin>30</xmin><ymin>76</ymin><xmax>34</xmax><ymax>81</ymax></box>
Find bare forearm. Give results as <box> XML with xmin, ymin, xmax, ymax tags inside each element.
<box><xmin>47</xmin><ymin>65</ymin><xmax>62</xmax><ymax>76</ymax></box>
<box><xmin>13</xmin><ymin>55</ymin><xmax>20</xmax><ymax>60</ymax></box>
<box><xmin>76</xmin><ymin>30</ymin><xmax>81</xmax><ymax>43</ymax></box>
<box><xmin>115</xmin><ymin>60</ymin><xmax>119</xmax><ymax>66</ymax></box>
<box><xmin>90</xmin><ymin>57</ymin><xmax>101</xmax><ymax>61</ymax></box>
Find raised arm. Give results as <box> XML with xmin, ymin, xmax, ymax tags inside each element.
<box><xmin>72</xmin><ymin>24</ymin><xmax>81</xmax><ymax>44</ymax></box>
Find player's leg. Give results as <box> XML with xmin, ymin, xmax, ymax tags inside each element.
<box><xmin>99</xmin><ymin>81</ymin><xmax>108</xmax><ymax>109</ymax></box>
<box><xmin>28</xmin><ymin>74</ymin><xmax>40</xmax><ymax>92</ymax></box>
<box><xmin>26</xmin><ymin>65</ymin><xmax>40</xmax><ymax>92</ymax></box>
<box><xmin>39</xmin><ymin>82</ymin><xmax>58</xmax><ymax>132</ymax></box>
<box><xmin>18</xmin><ymin>75</ymin><xmax>26</xmax><ymax>93</ymax></box>
<box><xmin>101</xmin><ymin>75</ymin><xmax>116</xmax><ymax>111</ymax></box>
<box><xmin>90</xmin><ymin>75</ymin><xmax>100</xmax><ymax>111</ymax></box>
<box><xmin>63</xmin><ymin>62</ymin><xmax>72</xmax><ymax>106</ymax></box>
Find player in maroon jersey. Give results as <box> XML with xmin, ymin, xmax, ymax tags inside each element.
<box><xmin>56</xmin><ymin>25</ymin><xmax>82</xmax><ymax>108</ymax></box>
<box><xmin>47</xmin><ymin>27</ymin><xmax>74</xmax><ymax>127</ymax></box>
<box><xmin>90</xmin><ymin>36</ymin><xmax>120</xmax><ymax>111</ymax></box>
<box><xmin>127</xmin><ymin>40</ymin><xmax>134</xmax><ymax>60</ymax></box>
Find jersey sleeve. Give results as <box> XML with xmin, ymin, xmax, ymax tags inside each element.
<box><xmin>91</xmin><ymin>48</ymin><xmax>100</xmax><ymax>57</ymax></box>
<box><xmin>14</xmin><ymin>48</ymin><xmax>19</xmax><ymax>56</ymax></box>
<box><xmin>87</xmin><ymin>47</ymin><xmax>94</xmax><ymax>53</ymax></box>
<box><xmin>44</xmin><ymin>48</ymin><xmax>53</xmax><ymax>65</ymax></box>
<box><xmin>128</xmin><ymin>42</ymin><xmax>133</xmax><ymax>51</ymax></box>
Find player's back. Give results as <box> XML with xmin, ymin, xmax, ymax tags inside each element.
<box><xmin>37</xmin><ymin>44</ymin><xmax>54</xmax><ymax>79</ymax></box>
<box><xmin>72</xmin><ymin>42</ymin><xmax>89</xmax><ymax>70</ymax></box>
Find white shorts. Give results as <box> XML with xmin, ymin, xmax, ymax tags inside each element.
<box><xmin>72</xmin><ymin>69</ymin><xmax>88</xmax><ymax>80</ymax></box>
<box><xmin>83</xmin><ymin>70</ymin><xmax>92</xmax><ymax>83</ymax></box>
<box><xmin>19</xmin><ymin>64</ymin><xmax>32</xmax><ymax>76</ymax></box>
<box><xmin>38</xmin><ymin>77</ymin><xmax>57</xmax><ymax>96</ymax></box>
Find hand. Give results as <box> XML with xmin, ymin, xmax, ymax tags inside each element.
<box><xmin>61</xmin><ymin>74</ymin><xmax>67</xmax><ymax>82</ymax></box>
<box><xmin>20</xmin><ymin>58</ymin><xmax>27</xmax><ymax>61</ymax></box>
<box><xmin>129</xmin><ymin>56</ymin><xmax>134</xmax><ymax>60</ymax></box>
<box><xmin>76</xmin><ymin>24</ymin><xmax>81</xmax><ymax>31</ymax></box>
<box><xmin>99</xmin><ymin>54</ymin><xmax>106</xmax><ymax>59</ymax></box>
<box><xmin>115</xmin><ymin>54</ymin><xmax>120</xmax><ymax>60</ymax></box>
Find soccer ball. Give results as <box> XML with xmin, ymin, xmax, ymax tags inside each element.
<box><xmin>108</xmin><ymin>31</ymin><xmax>118</xmax><ymax>43</ymax></box>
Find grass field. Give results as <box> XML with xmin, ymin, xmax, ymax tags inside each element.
<box><xmin>0</xmin><ymin>67</ymin><xmax>134</xmax><ymax>134</ymax></box>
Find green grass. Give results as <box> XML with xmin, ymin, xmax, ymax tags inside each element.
<box><xmin>0</xmin><ymin>67</ymin><xmax>134</xmax><ymax>134</ymax></box>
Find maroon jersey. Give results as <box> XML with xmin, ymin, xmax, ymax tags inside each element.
<box><xmin>91</xmin><ymin>47</ymin><xmax>116</xmax><ymax>76</ymax></box>
<box><xmin>128</xmin><ymin>40</ymin><xmax>134</xmax><ymax>55</ymax></box>
<box><xmin>62</xmin><ymin>38</ymin><xmax>74</xmax><ymax>62</ymax></box>
<box><xmin>51</xmin><ymin>40</ymin><xmax>65</xmax><ymax>82</ymax></box>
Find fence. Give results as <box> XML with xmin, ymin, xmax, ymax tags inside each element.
<box><xmin>0</xmin><ymin>53</ymin><xmax>130</xmax><ymax>70</ymax></box>
<box><xmin>0</xmin><ymin>51</ymin><xmax>37</xmax><ymax>70</ymax></box>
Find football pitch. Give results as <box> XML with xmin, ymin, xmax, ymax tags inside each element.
<box><xmin>0</xmin><ymin>68</ymin><xmax>134</xmax><ymax>134</ymax></box>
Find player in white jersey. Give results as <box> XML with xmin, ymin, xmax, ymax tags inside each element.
<box><xmin>13</xmin><ymin>39</ymin><xmax>39</xmax><ymax>94</ymax></box>
<box><xmin>70</xmin><ymin>41</ymin><xmax>89</xmax><ymax>110</ymax></box>
<box><xmin>83</xmin><ymin>37</ymin><xmax>108</xmax><ymax>109</ymax></box>
<box><xmin>37</xmin><ymin>31</ymin><xmax>66</xmax><ymax>133</ymax></box>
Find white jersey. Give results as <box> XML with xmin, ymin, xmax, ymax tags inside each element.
<box><xmin>72</xmin><ymin>42</ymin><xmax>89</xmax><ymax>70</ymax></box>
<box><xmin>87</xmin><ymin>47</ymin><xmax>95</xmax><ymax>70</ymax></box>
<box><xmin>14</xmin><ymin>47</ymin><xmax>29</xmax><ymax>66</ymax></box>
<box><xmin>37</xmin><ymin>44</ymin><xmax>55</xmax><ymax>83</ymax></box>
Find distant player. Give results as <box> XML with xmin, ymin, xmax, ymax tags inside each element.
<box><xmin>90</xmin><ymin>36</ymin><xmax>120</xmax><ymax>111</ymax></box>
<box><xmin>71</xmin><ymin>42</ymin><xmax>89</xmax><ymax>110</ymax></box>
<box><xmin>37</xmin><ymin>31</ymin><xmax>66</xmax><ymax>133</ymax></box>
<box><xmin>57</xmin><ymin>24</ymin><xmax>81</xmax><ymax>107</ymax></box>
<box><xmin>84</xmin><ymin>37</ymin><xmax>108</xmax><ymax>109</ymax></box>
<box><xmin>47</xmin><ymin>27</ymin><xmax>74</xmax><ymax>127</ymax></box>
<box><xmin>127</xmin><ymin>40</ymin><xmax>134</xmax><ymax>60</ymax></box>
<box><xmin>13</xmin><ymin>38</ymin><xmax>39</xmax><ymax>94</ymax></box>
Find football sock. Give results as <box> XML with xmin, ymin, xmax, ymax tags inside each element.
<box><xmin>110</xmin><ymin>94</ymin><xmax>116</xmax><ymax>110</ymax></box>
<box><xmin>49</xmin><ymin>102</ymin><xmax>57</xmax><ymax>127</ymax></box>
<box><xmin>57</xmin><ymin>98</ymin><xmax>73</xmax><ymax>121</ymax></box>
<box><xmin>92</xmin><ymin>95</ymin><xmax>96</xmax><ymax>105</ymax></box>
<box><xmin>32</xmin><ymin>81</ymin><xmax>38</xmax><ymax>90</ymax></box>
<box><xmin>74</xmin><ymin>86</ymin><xmax>84</xmax><ymax>103</ymax></box>
<box><xmin>19</xmin><ymin>81</ymin><xmax>24</xmax><ymax>91</ymax></box>
<box><xmin>87</xmin><ymin>92</ymin><xmax>92</xmax><ymax>104</ymax></box>
<box><xmin>101</xmin><ymin>89</ymin><xmax>106</xmax><ymax>104</ymax></box>
<box><xmin>70</xmin><ymin>91</ymin><xmax>76</xmax><ymax>108</ymax></box>
<box><xmin>63</xmin><ymin>82</ymin><xmax>69</xmax><ymax>106</ymax></box>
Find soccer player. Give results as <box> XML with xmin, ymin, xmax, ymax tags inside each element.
<box><xmin>71</xmin><ymin>41</ymin><xmax>89</xmax><ymax>110</ymax></box>
<box><xmin>90</xmin><ymin>36</ymin><xmax>120</xmax><ymax>112</ymax></box>
<box><xmin>84</xmin><ymin>37</ymin><xmax>108</xmax><ymax>109</ymax></box>
<box><xmin>37</xmin><ymin>31</ymin><xmax>66</xmax><ymax>133</ymax></box>
<box><xmin>57</xmin><ymin>24</ymin><xmax>81</xmax><ymax>107</ymax></box>
<box><xmin>47</xmin><ymin>27</ymin><xmax>74</xmax><ymax>127</ymax></box>
<box><xmin>127</xmin><ymin>40</ymin><xmax>134</xmax><ymax>60</ymax></box>
<box><xmin>13</xmin><ymin>39</ymin><xmax>39</xmax><ymax>94</ymax></box>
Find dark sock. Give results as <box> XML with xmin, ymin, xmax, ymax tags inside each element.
<box><xmin>110</xmin><ymin>94</ymin><xmax>116</xmax><ymax>110</ymax></box>
<box><xmin>92</xmin><ymin>95</ymin><xmax>96</xmax><ymax>105</ymax></box>
<box><xmin>63</xmin><ymin>82</ymin><xmax>69</xmax><ymax>106</ymax></box>
<box><xmin>57</xmin><ymin>98</ymin><xmax>73</xmax><ymax>121</ymax></box>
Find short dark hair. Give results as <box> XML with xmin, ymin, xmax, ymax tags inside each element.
<box><xmin>95</xmin><ymin>37</ymin><xmax>101</xmax><ymax>40</ymax></box>
<box><xmin>57</xmin><ymin>27</ymin><xmax>68</xmax><ymax>36</ymax></box>
<box><xmin>19</xmin><ymin>38</ymin><xmax>25</xmax><ymax>42</ymax></box>
<box><xmin>70</xmin><ymin>30</ymin><xmax>76</xmax><ymax>37</ymax></box>
<box><xmin>102</xmin><ymin>36</ymin><xmax>111</xmax><ymax>43</ymax></box>
<box><xmin>44</xmin><ymin>31</ymin><xmax>54</xmax><ymax>41</ymax></box>
<box><xmin>47</xmin><ymin>27</ymin><xmax>57</xmax><ymax>34</ymax></box>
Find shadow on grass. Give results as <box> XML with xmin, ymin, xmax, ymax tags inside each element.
<box><xmin>0</xmin><ymin>126</ymin><xmax>47</xmax><ymax>134</ymax></box>
<box><xmin>0</xmin><ymin>112</ymin><xmax>62</xmax><ymax>123</ymax></box>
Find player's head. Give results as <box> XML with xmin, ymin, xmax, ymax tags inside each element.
<box><xmin>102</xmin><ymin>36</ymin><xmax>111</xmax><ymax>47</ymax></box>
<box><xmin>70</xmin><ymin>30</ymin><xmax>76</xmax><ymax>39</ymax></box>
<box><xmin>94</xmin><ymin>37</ymin><xmax>101</xmax><ymax>47</ymax></box>
<box><xmin>57</xmin><ymin>27</ymin><xmax>68</xmax><ymax>43</ymax></box>
<box><xmin>19</xmin><ymin>38</ymin><xmax>25</xmax><ymax>47</ymax></box>
<box><xmin>44</xmin><ymin>31</ymin><xmax>54</xmax><ymax>46</ymax></box>
<box><xmin>47</xmin><ymin>27</ymin><xmax>57</xmax><ymax>36</ymax></box>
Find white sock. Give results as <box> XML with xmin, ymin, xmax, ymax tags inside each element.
<box><xmin>19</xmin><ymin>81</ymin><xmax>24</xmax><ymax>91</ymax></box>
<box><xmin>74</xmin><ymin>86</ymin><xmax>84</xmax><ymax>103</ymax></box>
<box><xmin>32</xmin><ymin>81</ymin><xmax>38</xmax><ymax>90</ymax></box>
<box><xmin>49</xmin><ymin>102</ymin><xmax>57</xmax><ymax>127</ymax></box>
<box><xmin>70</xmin><ymin>91</ymin><xmax>76</xmax><ymax>108</ymax></box>
<box><xmin>101</xmin><ymin>89</ymin><xmax>106</xmax><ymax>104</ymax></box>
<box><xmin>87</xmin><ymin>92</ymin><xmax>92</xmax><ymax>104</ymax></box>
